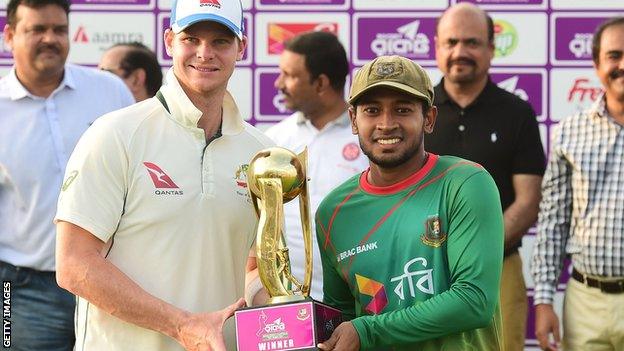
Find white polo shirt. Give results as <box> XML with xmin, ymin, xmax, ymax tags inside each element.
<box><xmin>0</xmin><ymin>64</ymin><xmax>134</xmax><ymax>271</ymax></box>
<box><xmin>265</xmin><ymin>112</ymin><xmax>369</xmax><ymax>300</ymax></box>
<box><xmin>56</xmin><ymin>69</ymin><xmax>273</xmax><ymax>351</ymax></box>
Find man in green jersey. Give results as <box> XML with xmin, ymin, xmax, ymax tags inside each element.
<box><xmin>315</xmin><ymin>55</ymin><xmax>504</xmax><ymax>351</ymax></box>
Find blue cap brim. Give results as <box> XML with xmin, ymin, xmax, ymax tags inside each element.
<box><xmin>171</xmin><ymin>13</ymin><xmax>243</xmax><ymax>39</ymax></box>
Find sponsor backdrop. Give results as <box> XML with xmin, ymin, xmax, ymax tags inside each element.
<box><xmin>1</xmin><ymin>0</ymin><xmax>622</xmax><ymax>349</ymax></box>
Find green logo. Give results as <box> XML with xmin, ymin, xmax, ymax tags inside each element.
<box><xmin>61</xmin><ymin>170</ymin><xmax>78</xmax><ymax>191</ymax></box>
<box><xmin>493</xmin><ymin>19</ymin><xmax>518</xmax><ymax>58</ymax></box>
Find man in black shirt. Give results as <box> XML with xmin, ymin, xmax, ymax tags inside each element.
<box><xmin>425</xmin><ymin>4</ymin><xmax>545</xmax><ymax>350</ymax></box>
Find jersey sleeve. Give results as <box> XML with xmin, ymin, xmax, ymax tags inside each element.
<box><xmin>350</xmin><ymin>170</ymin><xmax>504</xmax><ymax>348</ymax></box>
<box><xmin>315</xmin><ymin>210</ymin><xmax>356</xmax><ymax>321</ymax></box>
<box><xmin>55</xmin><ymin>116</ymin><xmax>128</xmax><ymax>242</ymax></box>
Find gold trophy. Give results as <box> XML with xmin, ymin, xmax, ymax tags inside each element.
<box><xmin>234</xmin><ymin>147</ymin><xmax>341</xmax><ymax>351</ymax></box>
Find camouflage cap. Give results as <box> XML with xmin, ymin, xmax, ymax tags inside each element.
<box><xmin>349</xmin><ymin>55</ymin><xmax>434</xmax><ymax>106</ymax></box>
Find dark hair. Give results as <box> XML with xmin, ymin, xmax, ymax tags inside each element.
<box><xmin>284</xmin><ymin>31</ymin><xmax>348</xmax><ymax>93</ymax></box>
<box><xmin>436</xmin><ymin>8</ymin><xmax>495</xmax><ymax>43</ymax></box>
<box><xmin>7</xmin><ymin>0</ymin><xmax>70</xmax><ymax>27</ymax></box>
<box><xmin>592</xmin><ymin>17</ymin><xmax>624</xmax><ymax>63</ymax></box>
<box><xmin>111</xmin><ymin>42</ymin><xmax>163</xmax><ymax>97</ymax></box>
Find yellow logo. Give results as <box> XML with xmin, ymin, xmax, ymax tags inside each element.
<box><xmin>61</xmin><ymin>171</ymin><xmax>79</xmax><ymax>191</ymax></box>
<box><xmin>421</xmin><ymin>215</ymin><xmax>447</xmax><ymax>248</ymax></box>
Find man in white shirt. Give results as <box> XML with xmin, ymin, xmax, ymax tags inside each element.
<box><xmin>260</xmin><ymin>32</ymin><xmax>368</xmax><ymax>301</ymax></box>
<box><xmin>54</xmin><ymin>0</ymin><xmax>272</xmax><ymax>350</ymax></box>
<box><xmin>0</xmin><ymin>0</ymin><xmax>134</xmax><ymax>349</ymax></box>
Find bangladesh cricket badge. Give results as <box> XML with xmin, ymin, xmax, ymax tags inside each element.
<box><xmin>421</xmin><ymin>215</ymin><xmax>447</xmax><ymax>248</ymax></box>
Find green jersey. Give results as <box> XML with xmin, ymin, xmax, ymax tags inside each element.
<box><xmin>315</xmin><ymin>154</ymin><xmax>504</xmax><ymax>350</ymax></box>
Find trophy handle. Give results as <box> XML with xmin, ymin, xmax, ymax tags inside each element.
<box><xmin>297</xmin><ymin>150</ymin><xmax>313</xmax><ymax>298</ymax></box>
<box><xmin>255</xmin><ymin>178</ymin><xmax>302</xmax><ymax>302</ymax></box>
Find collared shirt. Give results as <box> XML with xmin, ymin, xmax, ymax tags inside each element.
<box><xmin>0</xmin><ymin>64</ymin><xmax>134</xmax><ymax>270</ymax></box>
<box><xmin>265</xmin><ymin>111</ymin><xmax>369</xmax><ymax>300</ymax></box>
<box><xmin>425</xmin><ymin>79</ymin><xmax>545</xmax><ymax>254</ymax></box>
<box><xmin>55</xmin><ymin>69</ymin><xmax>273</xmax><ymax>351</ymax></box>
<box><xmin>531</xmin><ymin>94</ymin><xmax>624</xmax><ymax>305</ymax></box>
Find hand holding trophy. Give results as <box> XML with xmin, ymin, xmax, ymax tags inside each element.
<box><xmin>234</xmin><ymin>147</ymin><xmax>342</xmax><ymax>351</ymax></box>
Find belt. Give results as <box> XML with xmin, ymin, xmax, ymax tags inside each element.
<box><xmin>571</xmin><ymin>268</ymin><xmax>624</xmax><ymax>294</ymax></box>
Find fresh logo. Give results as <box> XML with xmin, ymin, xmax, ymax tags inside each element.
<box><xmin>371</xmin><ymin>20</ymin><xmax>429</xmax><ymax>58</ymax></box>
<box><xmin>493</xmin><ymin>19</ymin><xmax>518</xmax><ymax>57</ymax></box>
<box><xmin>200</xmin><ymin>0</ymin><xmax>221</xmax><ymax>8</ymax></box>
<box><xmin>268</xmin><ymin>23</ymin><xmax>338</xmax><ymax>55</ymax></box>
<box><xmin>569</xmin><ymin>33</ymin><xmax>593</xmax><ymax>59</ymax></box>
<box><xmin>356</xmin><ymin>274</ymin><xmax>387</xmax><ymax>315</ymax></box>
<box><xmin>567</xmin><ymin>78</ymin><xmax>603</xmax><ymax>103</ymax></box>
<box><xmin>61</xmin><ymin>170</ymin><xmax>79</xmax><ymax>191</ymax></box>
<box><xmin>144</xmin><ymin>162</ymin><xmax>183</xmax><ymax>195</ymax></box>
<box><xmin>390</xmin><ymin>257</ymin><xmax>434</xmax><ymax>301</ymax></box>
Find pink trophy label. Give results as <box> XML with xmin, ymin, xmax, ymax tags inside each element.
<box><xmin>235</xmin><ymin>300</ymin><xmax>341</xmax><ymax>351</ymax></box>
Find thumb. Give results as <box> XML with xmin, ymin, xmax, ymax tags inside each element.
<box><xmin>221</xmin><ymin>298</ymin><xmax>246</xmax><ymax>322</ymax></box>
<box><xmin>317</xmin><ymin>332</ymin><xmax>338</xmax><ymax>351</ymax></box>
<box><xmin>552</xmin><ymin>320</ymin><xmax>561</xmax><ymax>349</ymax></box>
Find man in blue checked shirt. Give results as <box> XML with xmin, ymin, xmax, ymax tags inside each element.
<box><xmin>531</xmin><ymin>16</ymin><xmax>624</xmax><ymax>351</ymax></box>
<box><xmin>0</xmin><ymin>0</ymin><xmax>134</xmax><ymax>349</ymax></box>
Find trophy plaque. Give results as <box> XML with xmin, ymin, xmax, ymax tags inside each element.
<box><xmin>234</xmin><ymin>147</ymin><xmax>342</xmax><ymax>351</ymax></box>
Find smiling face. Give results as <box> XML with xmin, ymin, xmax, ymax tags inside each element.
<box><xmin>4</xmin><ymin>4</ymin><xmax>69</xmax><ymax>82</ymax></box>
<box><xmin>350</xmin><ymin>87</ymin><xmax>436</xmax><ymax>173</ymax></box>
<box><xmin>594</xmin><ymin>23</ymin><xmax>624</xmax><ymax>106</ymax></box>
<box><xmin>164</xmin><ymin>20</ymin><xmax>246</xmax><ymax>97</ymax></box>
<box><xmin>435</xmin><ymin>5</ymin><xmax>494</xmax><ymax>86</ymax></box>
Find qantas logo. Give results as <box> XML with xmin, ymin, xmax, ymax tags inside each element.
<box><xmin>143</xmin><ymin>162</ymin><xmax>183</xmax><ymax>195</ymax></box>
<box><xmin>200</xmin><ymin>0</ymin><xmax>221</xmax><ymax>8</ymax></box>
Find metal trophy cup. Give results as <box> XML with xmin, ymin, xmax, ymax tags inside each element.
<box><xmin>234</xmin><ymin>147</ymin><xmax>342</xmax><ymax>351</ymax></box>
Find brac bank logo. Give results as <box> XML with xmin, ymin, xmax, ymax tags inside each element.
<box><xmin>568</xmin><ymin>33</ymin><xmax>593</xmax><ymax>59</ymax></box>
<box><xmin>268</xmin><ymin>22</ymin><xmax>338</xmax><ymax>55</ymax></box>
<box><xmin>567</xmin><ymin>78</ymin><xmax>603</xmax><ymax>103</ymax></box>
<box><xmin>493</xmin><ymin>19</ymin><xmax>518</xmax><ymax>58</ymax></box>
<box><xmin>370</xmin><ymin>20</ymin><xmax>429</xmax><ymax>58</ymax></box>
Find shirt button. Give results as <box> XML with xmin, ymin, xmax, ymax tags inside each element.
<box><xmin>458</xmin><ymin>125</ymin><xmax>465</xmax><ymax>132</ymax></box>
<box><xmin>459</xmin><ymin>110</ymin><xmax>465</xmax><ymax>116</ymax></box>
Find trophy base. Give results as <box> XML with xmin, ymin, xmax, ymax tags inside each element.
<box><xmin>234</xmin><ymin>297</ymin><xmax>342</xmax><ymax>351</ymax></box>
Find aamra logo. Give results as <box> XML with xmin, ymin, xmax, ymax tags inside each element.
<box><xmin>72</xmin><ymin>24</ymin><xmax>144</xmax><ymax>47</ymax></box>
<box><xmin>356</xmin><ymin>274</ymin><xmax>387</xmax><ymax>315</ymax></box>
<box><xmin>493</xmin><ymin>19</ymin><xmax>518</xmax><ymax>58</ymax></box>
<box><xmin>371</xmin><ymin>20</ymin><xmax>429</xmax><ymax>58</ymax></box>
<box><xmin>73</xmin><ymin>26</ymin><xmax>89</xmax><ymax>43</ymax></box>
<box><xmin>268</xmin><ymin>23</ymin><xmax>338</xmax><ymax>55</ymax></box>
<box><xmin>200</xmin><ymin>0</ymin><xmax>221</xmax><ymax>8</ymax></box>
<box><xmin>144</xmin><ymin>162</ymin><xmax>179</xmax><ymax>189</ymax></box>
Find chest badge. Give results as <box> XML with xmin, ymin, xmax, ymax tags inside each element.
<box><xmin>421</xmin><ymin>215</ymin><xmax>447</xmax><ymax>248</ymax></box>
